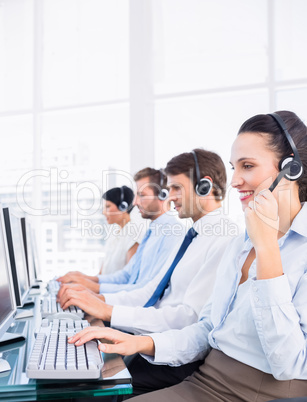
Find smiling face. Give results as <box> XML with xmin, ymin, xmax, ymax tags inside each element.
<box><xmin>230</xmin><ymin>132</ymin><xmax>280</xmax><ymax>210</ymax></box>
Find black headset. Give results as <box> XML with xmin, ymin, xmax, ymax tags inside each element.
<box><xmin>191</xmin><ymin>150</ymin><xmax>213</xmax><ymax>197</ymax></box>
<box><xmin>118</xmin><ymin>186</ymin><xmax>129</xmax><ymax>212</ymax></box>
<box><xmin>158</xmin><ymin>170</ymin><xmax>169</xmax><ymax>201</ymax></box>
<box><xmin>268</xmin><ymin>113</ymin><xmax>303</xmax><ymax>192</ymax></box>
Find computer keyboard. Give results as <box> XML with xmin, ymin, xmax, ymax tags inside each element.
<box><xmin>26</xmin><ymin>318</ymin><xmax>104</xmax><ymax>379</ymax></box>
<box><xmin>47</xmin><ymin>279</ymin><xmax>60</xmax><ymax>294</ymax></box>
<box><xmin>41</xmin><ymin>295</ymin><xmax>84</xmax><ymax>319</ymax></box>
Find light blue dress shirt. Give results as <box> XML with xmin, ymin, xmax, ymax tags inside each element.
<box><xmin>147</xmin><ymin>203</ymin><xmax>307</xmax><ymax>381</ymax></box>
<box><xmin>97</xmin><ymin>212</ymin><xmax>185</xmax><ymax>294</ymax></box>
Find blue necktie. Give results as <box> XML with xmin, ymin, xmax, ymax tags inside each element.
<box><xmin>128</xmin><ymin>228</ymin><xmax>152</xmax><ymax>284</ymax></box>
<box><xmin>144</xmin><ymin>227</ymin><xmax>198</xmax><ymax>307</ymax></box>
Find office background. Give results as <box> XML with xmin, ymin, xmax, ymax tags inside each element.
<box><xmin>0</xmin><ymin>0</ymin><xmax>306</xmax><ymax>279</ymax></box>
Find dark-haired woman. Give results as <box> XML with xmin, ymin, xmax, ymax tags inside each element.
<box><xmin>100</xmin><ymin>186</ymin><xmax>144</xmax><ymax>275</ymax></box>
<box><xmin>70</xmin><ymin>111</ymin><xmax>307</xmax><ymax>401</ymax></box>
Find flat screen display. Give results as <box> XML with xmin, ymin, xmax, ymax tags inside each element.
<box><xmin>10</xmin><ymin>213</ymin><xmax>29</xmax><ymax>301</ymax></box>
<box><xmin>21</xmin><ymin>218</ymin><xmax>36</xmax><ymax>286</ymax></box>
<box><xmin>0</xmin><ymin>212</ymin><xmax>15</xmax><ymax>337</ymax></box>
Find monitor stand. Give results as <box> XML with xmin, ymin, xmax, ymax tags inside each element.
<box><xmin>23</xmin><ymin>297</ymin><xmax>35</xmax><ymax>306</ymax></box>
<box><xmin>15</xmin><ymin>309</ymin><xmax>33</xmax><ymax>320</ymax></box>
<box><xmin>0</xmin><ymin>320</ymin><xmax>28</xmax><ymax>347</ymax></box>
<box><xmin>0</xmin><ymin>332</ymin><xmax>25</xmax><ymax>347</ymax></box>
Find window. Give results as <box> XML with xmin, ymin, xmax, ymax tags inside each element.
<box><xmin>1</xmin><ymin>0</ymin><xmax>306</xmax><ymax>279</ymax></box>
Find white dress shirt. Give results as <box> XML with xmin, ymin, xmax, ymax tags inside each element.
<box><xmin>97</xmin><ymin>212</ymin><xmax>186</xmax><ymax>293</ymax></box>
<box><xmin>107</xmin><ymin>208</ymin><xmax>239</xmax><ymax>335</ymax></box>
<box><xmin>145</xmin><ymin>203</ymin><xmax>307</xmax><ymax>381</ymax></box>
<box><xmin>101</xmin><ymin>221</ymin><xmax>146</xmax><ymax>275</ymax></box>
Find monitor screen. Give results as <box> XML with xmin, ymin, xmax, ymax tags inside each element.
<box><xmin>0</xmin><ymin>208</ymin><xmax>16</xmax><ymax>340</ymax></box>
<box><xmin>3</xmin><ymin>208</ymin><xmax>29</xmax><ymax>307</ymax></box>
<box><xmin>30</xmin><ymin>227</ymin><xmax>40</xmax><ymax>281</ymax></box>
<box><xmin>21</xmin><ymin>218</ymin><xmax>36</xmax><ymax>286</ymax></box>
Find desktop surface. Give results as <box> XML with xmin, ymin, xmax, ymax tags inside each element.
<box><xmin>0</xmin><ymin>303</ymin><xmax>132</xmax><ymax>401</ymax></box>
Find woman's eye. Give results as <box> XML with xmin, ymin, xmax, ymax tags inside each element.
<box><xmin>243</xmin><ymin>164</ymin><xmax>253</xmax><ymax>169</ymax></box>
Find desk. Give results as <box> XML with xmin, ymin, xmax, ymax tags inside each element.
<box><xmin>0</xmin><ymin>302</ymin><xmax>132</xmax><ymax>401</ymax></box>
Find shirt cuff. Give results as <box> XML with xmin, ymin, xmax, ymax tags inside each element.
<box><xmin>140</xmin><ymin>333</ymin><xmax>176</xmax><ymax>365</ymax></box>
<box><xmin>250</xmin><ymin>274</ymin><xmax>292</xmax><ymax>307</ymax></box>
<box><xmin>104</xmin><ymin>293</ymin><xmax>119</xmax><ymax>305</ymax></box>
<box><xmin>110</xmin><ymin>305</ymin><xmax>136</xmax><ymax>331</ymax></box>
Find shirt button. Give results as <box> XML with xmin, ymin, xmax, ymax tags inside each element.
<box><xmin>253</xmin><ymin>286</ymin><xmax>258</xmax><ymax>292</ymax></box>
<box><xmin>254</xmin><ymin>297</ymin><xmax>259</xmax><ymax>303</ymax></box>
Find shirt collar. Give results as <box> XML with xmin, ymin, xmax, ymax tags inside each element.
<box><xmin>193</xmin><ymin>207</ymin><xmax>224</xmax><ymax>234</ymax></box>
<box><xmin>243</xmin><ymin>201</ymin><xmax>307</xmax><ymax>247</ymax></box>
<box><xmin>288</xmin><ymin>202</ymin><xmax>307</xmax><ymax>238</ymax></box>
<box><xmin>149</xmin><ymin>210</ymin><xmax>178</xmax><ymax>229</ymax></box>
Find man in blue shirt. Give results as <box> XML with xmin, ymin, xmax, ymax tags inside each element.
<box><xmin>57</xmin><ymin>167</ymin><xmax>185</xmax><ymax>294</ymax></box>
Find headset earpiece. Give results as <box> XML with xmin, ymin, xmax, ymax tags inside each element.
<box><xmin>279</xmin><ymin>156</ymin><xmax>303</xmax><ymax>181</ymax></box>
<box><xmin>158</xmin><ymin>188</ymin><xmax>169</xmax><ymax>201</ymax></box>
<box><xmin>191</xmin><ymin>151</ymin><xmax>213</xmax><ymax>197</ymax></box>
<box><xmin>268</xmin><ymin>113</ymin><xmax>303</xmax><ymax>192</ymax></box>
<box><xmin>118</xmin><ymin>186</ymin><xmax>129</xmax><ymax>212</ymax></box>
<box><xmin>195</xmin><ymin>178</ymin><xmax>212</xmax><ymax>197</ymax></box>
<box><xmin>158</xmin><ymin>170</ymin><xmax>169</xmax><ymax>201</ymax></box>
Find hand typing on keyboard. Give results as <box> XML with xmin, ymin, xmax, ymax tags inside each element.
<box><xmin>68</xmin><ymin>325</ymin><xmax>155</xmax><ymax>358</ymax></box>
<box><xmin>58</xmin><ymin>287</ymin><xmax>113</xmax><ymax>322</ymax></box>
<box><xmin>56</xmin><ymin>283</ymin><xmax>88</xmax><ymax>301</ymax></box>
<box><xmin>26</xmin><ymin>319</ymin><xmax>104</xmax><ymax>379</ymax></box>
<box><xmin>41</xmin><ymin>294</ymin><xmax>84</xmax><ymax>320</ymax></box>
<box><xmin>57</xmin><ymin>272</ymin><xmax>100</xmax><ymax>293</ymax></box>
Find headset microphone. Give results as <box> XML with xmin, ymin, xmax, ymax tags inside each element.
<box><xmin>118</xmin><ymin>186</ymin><xmax>129</xmax><ymax>212</ymax></box>
<box><xmin>268</xmin><ymin>113</ymin><xmax>303</xmax><ymax>192</ymax></box>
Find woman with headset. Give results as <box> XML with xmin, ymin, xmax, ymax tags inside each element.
<box><xmin>99</xmin><ymin>185</ymin><xmax>145</xmax><ymax>275</ymax></box>
<box><xmin>69</xmin><ymin>111</ymin><xmax>307</xmax><ymax>401</ymax></box>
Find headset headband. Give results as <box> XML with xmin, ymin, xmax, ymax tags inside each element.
<box><xmin>191</xmin><ymin>151</ymin><xmax>201</xmax><ymax>184</ymax></box>
<box><xmin>268</xmin><ymin>113</ymin><xmax>302</xmax><ymax>166</ymax></box>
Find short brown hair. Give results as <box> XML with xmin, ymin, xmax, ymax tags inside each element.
<box><xmin>134</xmin><ymin>167</ymin><xmax>167</xmax><ymax>197</ymax></box>
<box><xmin>165</xmin><ymin>148</ymin><xmax>227</xmax><ymax>200</ymax></box>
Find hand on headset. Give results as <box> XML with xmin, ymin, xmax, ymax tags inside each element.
<box><xmin>245</xmin><ymin>187</ymin><xmax>279</xmax><ymax>249</ymax></box>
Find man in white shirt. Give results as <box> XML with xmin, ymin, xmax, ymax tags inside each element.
<box><xmin>59</xmin><ymin>149</ymin><xmax>239</xmax><ymax>395</ymax></box>
<box><xmin>57</xmin><ymin>168</ymin><xmax>185</xmax><ymax>294</ymax></box>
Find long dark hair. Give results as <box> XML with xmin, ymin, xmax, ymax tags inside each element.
<box><xmin>238</xmin><ymin>111</ymin><xmax>307</xmax><ymax>202</ymax></box>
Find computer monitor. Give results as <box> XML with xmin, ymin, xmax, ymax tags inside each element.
<box><xmin>20</xmin><ymin>218</ymin><xmax>36</xmax><ymax>287</ymax></box>
<box><xmin>29</xmin><ymin>226</ymin><xmax>41</xmax><ymax>281</ymax></box>
<box><xmin>3</xmin><ymin>208</ymin><xmax>30</xmax><ymax>308</ymax></box>
<box><xmin>0</xmin><ymin>207</ymin><xmax>17</xmax><ymax>346</ymax></box>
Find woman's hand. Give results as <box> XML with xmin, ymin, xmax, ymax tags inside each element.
<box><xmin>245</xmin><ymin>188</ymin><xmax>279</xmax><ymax>250</ymax></box>
<box><xmin>68</xmin><ymin>326</ymin><xmax>155</xmax><ymax>356</ymax></box>
<box><xmin>245</xmin><ymin>188</ymin><xmax>283</xmax><ymax>280</ymax></box>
